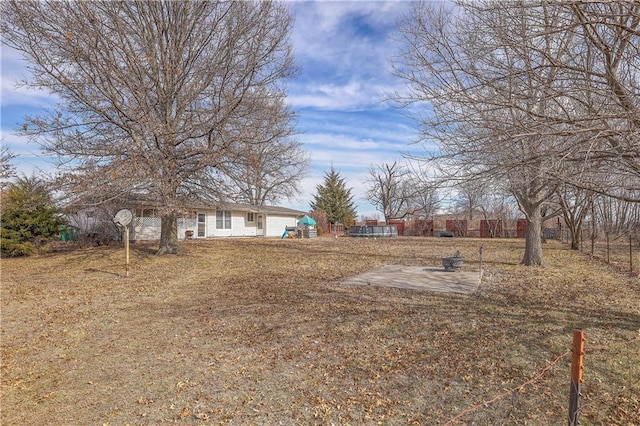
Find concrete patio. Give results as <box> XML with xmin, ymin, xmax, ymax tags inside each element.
<box><xmin>340</xmin><ymin>265</ymin><xmax>482</xmax><ymax>294</ymax></box>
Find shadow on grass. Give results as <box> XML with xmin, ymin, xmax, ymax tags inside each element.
<box><xmin>84</xmin><ymin>267</ymin><xmax>123</xmax><ymax>277</ymax></box>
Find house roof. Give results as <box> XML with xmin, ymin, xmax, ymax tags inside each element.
<box><xmin>62</xmin><ymin>193</ymin><xmax>308</xmax><ymax>217</ymax></box>
<box><xmin>214</xmin><ymin>202</ymin><xmax>307</xmax><ymax>217</ymax></box>
<box><xmin>126</xmin><ymin>196</ymin><xmax>306</xmax><ymax>217</ymax></box>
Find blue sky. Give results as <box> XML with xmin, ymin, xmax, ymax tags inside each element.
<box><xmin>0</xmin><ymin>1</ymin><xmax>424</xmax><ymax>219</ymax></box>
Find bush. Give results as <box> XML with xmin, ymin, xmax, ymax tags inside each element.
<box><xmin>0</xmin><ymin>230</ymin><xmax>36</xmax><ymax>256</ymax></box>
<box><xmin>0</xmin><ymin>176</ymin><xmax>65</xmax><ymax>257</ymax></box>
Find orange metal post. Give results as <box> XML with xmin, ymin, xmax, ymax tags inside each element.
<box><xmin>569</xmin><ymin>330</ymin><xmax>585</xmax><ymax>426</ymax></box>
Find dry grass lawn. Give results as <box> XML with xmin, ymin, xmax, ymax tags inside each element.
<box><xmin>2</xmin><ymin>237</ymin><xmax>639</xmax><ymax>425</ymax></box>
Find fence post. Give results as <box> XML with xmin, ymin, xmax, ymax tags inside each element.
<box><xmin>569</xmin><ymin>330</ymin><xmax>585</xmax><ymax>426</ymax></box>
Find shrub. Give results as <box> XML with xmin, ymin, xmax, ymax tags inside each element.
<box><xmin>0</xmin><ymin>176</ymin><xmax>65</xmax><ymax>256</ymax></box>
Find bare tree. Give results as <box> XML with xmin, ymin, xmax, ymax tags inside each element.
<box><xmin>556</xmin><ymin>2</ymin><xmax>640</xmax><ymax>198</ymax></box>
<box><xmin>407</xmin><ymin>187</ymin><xmax>440</xmax><ymax>222</ymax></box>
<box><xmin>206</xmin><ymin>93</ymin><xmax>309</xmax><ymax>206</ymax></box>
<box><xmin>451</xmin><ymin>180</ymin><xmax>492</xmax><ymax>222</ymax></box>
<box><xmin>210</xmin><ymin>138</ymin><xmax>308</xmax><ymax>206</ymax></box>
<box><xmin>365</xmin><ymin>161</ymin><xmax>412</xmax><ymax>222</ymax></box>
<box><xmin>478</xmin><ymin>191</ymin><xmax>520</xmax><ymax>238</ymax></box>
<box><xmin>1</xmin><ymin>1</ymin><xmax>296</xmax><ymax>254</ymax></box>
<box><xmin>405</xmin><ymin>168</ymin><xmax>440</xmax><ymax>221</ymax></box>
<box><xmin>0</xmin><ymin>145</ymin><xmax>17</xmax><ymax>189</ymax></box>
<box><xmin>393</xmin><ymin>1</ymin><xmax>579</xmax><ymax>265</ymax></box>
<box><xmin>366</xmin><ymin>161</ymin><xmax>440</xmax><ymax>223</ymax></box>
<box><xmin>391</xmin><ymin>1</ymin><xmax>637</xmax><ymax>264</ymax></box>
<box><xmin>594</xmin><ymin>186</ymin><xmax>640</xmax><ymax>240</ymax></box>
<box><xmin>449</xmin><ymin>178</ymin><xmax>520</xmax><ymax>237</ymax></box>
<box><xmin>555</xmin><ymin>185</ymin><xmax>593</xmax><ymax>250</ymax></box>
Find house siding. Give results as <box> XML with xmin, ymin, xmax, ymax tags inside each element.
<box><xmin>266</xmin><ymin>215</ymin><xmax>294</xmax><ymax>237</ymax></box>
<box><xmin>206</xmin><ymin>210</ymin><xmax>253</xmax><ymax>238</ymax></box>
<box><xmin>122</xmin><ymin>204</ymin><xmax>304</xmax><ymax>241</ymax></box>
<box><xmin>178</xmin><ymin>217</ymin><xmax>197</xmax><ymax>240</ymax></box>
<box><xmin>178</xmin><ymin>209</ymin><xmax>301</xmax><ymax>239</ymax></box>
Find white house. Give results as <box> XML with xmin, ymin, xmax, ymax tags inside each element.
<box><xmin>131</xmin><ymin>201</ymin><xmax>307</xmax><ymax>240</ymax></box>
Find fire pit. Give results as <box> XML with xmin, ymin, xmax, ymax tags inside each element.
<box><xmin>442</xmin><ymin>250</ymin><xmax>464</xmax><ymax>272</ymax></box>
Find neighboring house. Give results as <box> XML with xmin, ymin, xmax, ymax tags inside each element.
<box><xmin>130</xmin><ymin>201</ymin><xmax>306</xmax><ymax>241</ymax></box>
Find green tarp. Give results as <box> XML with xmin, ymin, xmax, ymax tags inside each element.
<box><xmin>297</xmin><ymin>215</ymin><xmax>316</xmax><ymax>226</ymax></box>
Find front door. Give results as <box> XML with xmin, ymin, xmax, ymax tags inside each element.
<box><xmin>257</xmin><ymin>215</ymin><xmax>264</xmax><ymax>236</ymax></box>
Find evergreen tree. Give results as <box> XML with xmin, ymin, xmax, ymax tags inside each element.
<box><xmin>310</xmin><ymin>167</ymin><xmax>357</xmax><ymax>226</ymax></box>
<box><xmin>1</xmin><ymin>176</ymin><xmax>65</xmax><ymax>256</ymax></box>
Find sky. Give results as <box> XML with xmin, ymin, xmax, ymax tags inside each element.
<box><xmin>0</xmin><ymin>1</ymin><xmax>425</xmax><ymax>219</ymax></box>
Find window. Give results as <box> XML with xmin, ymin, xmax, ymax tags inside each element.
<box><xmin>247</xmin><ymin>212</ymin><xmax>255</xmax><ymax>222</ymax></box>
<box><xmin>216</xmin><ymin>210</ymin><xmax>231</xmax><ymax>229</ymax></box>
<box><xmin>197</xmin><ymin>213</ymin><xmax>206</xmax><ymax>237</ymax></box>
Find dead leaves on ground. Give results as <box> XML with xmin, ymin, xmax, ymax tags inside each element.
<box><xmin>1</xmin><ymin>238</ymin><xmax>639</xmax><ymax>424</ymax></box>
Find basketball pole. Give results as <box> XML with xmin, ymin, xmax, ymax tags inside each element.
<box><xmin>125</xmin><ymin>226</ymin><xmax>130</xmax><ymax>277</ymax></box>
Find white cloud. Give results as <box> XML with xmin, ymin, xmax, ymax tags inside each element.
<box><xmin>0</xmin><ymin>45</ymin><xmax>58</xmax><ymax>108</ymax></box>
<box><xmin>288</xmin><ymin>80</ymin><xmax>397</xmax><ymax>110</ymax></box>
<box><xmin>0</xmin><ymin>128</ymin><xmax>58</xmax><ymax>174</ymax></box>
<box><xmin>287</xmin><ymin>1</ymin><xmax>411</xmax><ymax>111</ymax></box>
<box><xmin>300</xmin><ymin>132</ymin><xmax>407</xmax><ymax>155</ymax></box>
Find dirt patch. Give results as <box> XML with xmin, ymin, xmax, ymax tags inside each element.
<box><xmin>2</xmin><ymin>237</ymin><xmax>639</xmax><ymax>424</ymax></box>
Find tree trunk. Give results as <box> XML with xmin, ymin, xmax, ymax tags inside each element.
<box><xmin>569</xmin><ymin>226</ymin><xmax>580</xmax><ymax>250</ymax></box>
<box><xmin>521</xmin><ymin>207</ymin><xmax>545</xmax><ymax>266</ymax></box>
<box><xmin>157</xmin><ymin>213</ymin><xmax>179</xmax><ymax>255</ymax></box>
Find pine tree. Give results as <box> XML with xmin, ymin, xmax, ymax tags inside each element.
<box><xmin>0</xmin><ymin>176</ymin><xmax>65</xmax><ymax>256</ymax></box>
<box><xmin>310</xmin><ymin>167</ymin><xmax>357</xmax><ymax>226</ymax></box>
